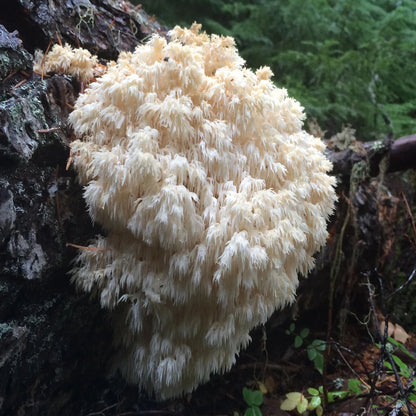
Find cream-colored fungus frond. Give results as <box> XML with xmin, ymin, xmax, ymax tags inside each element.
<box><xmin>68</xmin><ymin>23</ymin><xmax>336</xmax><ymax>399</ymax></box>
<box><xmin>33</xmin><ymin>44</ymin><xmax>98</xmax><ymax>82</ymax></box>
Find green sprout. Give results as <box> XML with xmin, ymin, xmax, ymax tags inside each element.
<box><xmin>242</xmin><ymin>387</ymin><xmax>263</xmax><ymax>416</ymax></box>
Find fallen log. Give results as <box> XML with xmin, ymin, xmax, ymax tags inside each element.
<box><xmin>328</xmin><ymin>133</ymin><xmax>416</xmax><ymax>177</ymax></box>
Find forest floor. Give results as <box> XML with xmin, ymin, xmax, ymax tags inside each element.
<box><xmin>79</xmin><ymin>295</ymin><xmax>416</xmax><ymax>416</ymax></box>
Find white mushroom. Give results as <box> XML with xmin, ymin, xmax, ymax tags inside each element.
<box><xmin>65</xmin><ymin>23</ymin><xmax>336</xmax><ymax>399</ymax></box>
<box><xmin>33</xmin><ymin>43</ymin><xmax>98</xmax><ymax>83</ymax></box>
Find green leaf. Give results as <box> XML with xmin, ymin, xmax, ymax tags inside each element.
<box><xmin>347</xmin><ymin>378</ymin><xmax>363</xmax><ymax>394</ymax></box>
<box><xmin>391</xmin><ymin>355</ymin><xmax>410</xmax><ymax>377</ymax></box>
<box><xmin>387</xmin><ymin>337</ymin><xmax>416</xmax><ymax>359</ymax></box>
<box><xmin>243</xmin><ymin>388</ymin><xmax>263</xmax><ymax>407</ymax></box>
<box><xmin>307</xmin><ymin>348</ymin><xmax>317</xmax><ymax>361</ymax></box>
<box><xmin>243</xmin><ymin>387</ymin><xmax>250</xmax><ymax>405</ymax></box>
<box><xmin>243</xmin><ymin>387</ymin><xmax>253</xmax><ymax>405</ymax></box>
<box><xmin>311</xmin><ymin>339</ymin><xmax>326</xmax><ymax>351</ymax></box>
<box><xmin>313</xmin><ymin>357</ymin><xmax>324</xmax><ymax>374</ymax></box>
<box><xmin>294</xmin><ymin>335</ymin><xmax>304</xmax><ymax>348</ymax></box>
<box><xmin>307</xmin><ymin>387</ymin><xmax>320</xmax><ymax>396</ymax></box>
<box><xmin>300</xmin><ymin>328</ymin><xmax>310</xmax><ymax>339</ymax></box>
<box><xmin>289</xmin><ymin>322</ymin><xmax>296</xmax><ymax>333</ymax></box>
<box><xmin>297</xmin><ymin>396</ymin><xmax>309</xmax><ymax>414</ymax></box>
<box><xmin>251</xmin><ymin>391</ymin><xmax>263</xmax><ymax>407</ymax></box>
<box><xmin>313</xmin><ymin>353</ymin><xmax>324</xmax><ymax>374</ymax></box>
<box><xmin>309</xmin><ymin>395</ymin><xmax>321</xmax><ymax>409</ymax></box>
<box><xmin>244</xmin><ymin>407</ymin><xmax>256</xmax><ymax>416</ymax></box>
<box><xmin>281</xmin><ymin>392</ymin><xmax>304</xmax><ymax>411</ymax></box>
<box><xmin>328</xmin><ymin>390</ymin><xmax>350</xmax><ymax>402</ymax></box>
<box><xmin>280</xmin><ymin>398</ymin><xmax>296</xmax><ymax>411</ymax></box>
<box><xmin>316</xmin><ymin>405</ymin><xmax>323</xmax><ymax>416</ymax></box>
<box><xmin>253</xmin><ymin>407</ymin><xmax>262</xmax><ymax>416</ymax></box>
<box><xmin>244</xmin><ymin>406</ymin><xmax>262</xmax><ymax>416</ymax></box>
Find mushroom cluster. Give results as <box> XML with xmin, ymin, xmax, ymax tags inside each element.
<box><xmin>34</xmin><ymin>43</ymin><xmax>97</xmax><ymax>83</ymax></box>
<box><xmin>66</xmin><ymin>23</ymin><xmax>336</xmax><ymax>398</ymax></box>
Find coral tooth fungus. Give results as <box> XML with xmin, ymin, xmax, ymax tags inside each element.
<box><xmin>62</xmin><ymin>23</ymin><xmax>336</xmax><ymax>398</ymax></box>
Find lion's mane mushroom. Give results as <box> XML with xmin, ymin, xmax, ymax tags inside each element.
<box><xmin>67</xmin><ymin>23</ymin><xmax>336</xmax><ymax>399</ymax></box>
<box><xmin>34</xmin><ymin>44</ymin><xmax>98</xmax><ymax>83</ymax></box>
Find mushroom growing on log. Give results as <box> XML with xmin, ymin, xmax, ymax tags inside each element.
<box><xmin>47</xmin><ymin>23</ymin><xmax>337</xmax><ymax>398</ymax></box>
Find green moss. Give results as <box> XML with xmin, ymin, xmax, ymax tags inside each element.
<box><xmin>0</xmin><ymin>48</ymin><xmax>32</xmax><ymax>81</ymax></box>
<box><xmin>75</xmin><ymin>0</ymin><xmax>96</xmax><ymax>35</ymax></box>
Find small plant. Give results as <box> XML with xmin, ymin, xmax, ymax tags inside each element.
<box><xmin>382</xmin><ymin>337</ymin><xmax>416</xmax><ymax>402</ymax></box>
<box><xmin>242</xmin><ymin>387</ymin><xmax>263</xmax><ymax>416</ymax></box>
<box><xmin>286</xmin><ymin>323</ymin><xmax>326</xmax><ymax>374</ymax></box>
<box><xmin>280</xmin><ymin>391</ymin><xmax>311</xmax><ymax>415</ymax></box>
<box><xmin>306</xmin><ymin>339</ymin><xmax>326</xmax><ymax>375</ymax></box>
<box><xmin>285</xmin><ymin>322</ymin><xmax>309</xmax><ymax>348</ymax></box>
<box><xmin>280</xmin><ymin>379</ymin><xmax>366</xmax><ymax>415</ymax></box>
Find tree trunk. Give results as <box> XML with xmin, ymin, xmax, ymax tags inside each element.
<box><xmin>0</xmin><ymin>2</ymin><xmax>415</xmax><ymax>415</ymax></box>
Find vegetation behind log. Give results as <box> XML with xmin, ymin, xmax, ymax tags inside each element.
<box><xmin>141</xmin><ymin>0</ymin><xmax>416</xmax><ymax>141</ymax></box>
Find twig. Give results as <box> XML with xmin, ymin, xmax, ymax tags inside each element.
<box><xmin>261</xmin><ymin>324</ymin><xmax>269</xmax><ymax>381</ymax></box>
<box><xmin>237</xmin><ymin>361</ymin><xmax>301</xmax><ymax>372</ymax></box>
<box><xmin>66</xmin><ymin>243</ymin><xmax>110</xmax><ymax>252</ymax></box>
<box><xmin>1</xmin><ymin>69</ymin><xmax>17</xmax><ymax>83</ymax></box>
<box><xmin>331</xmin><ymin>342</ymin><xmax>371</xmax><ymax>389</ymax></box>
<box><xmin>362</xmin><ymin>274</ymin><xmax>388</xmax><ymax>413</ymax></box>
<box><xmin>66</xmin><ymin>149</ymin><xmax>73</xmax><ymax>170</ymax></box>
<box><xmin>56</xmin><ymin>31</ymin><xmax>62</xmax><ymax>46</ymax></box>
<box><xmin>387</xmin><ymin>268</ymin><xmax>416</xmax><ymax>299</ymax></box>
<box><xmin>10</xmin><ymin>79</ymin><xmax>27</xmax><ymax>92</ymax></box>
<box><xmin>85</xmin><ymin>402</ymin><xmax>118</xmax><ymax>416</ymax></box>
<box><xmin>401</xmin><ymin>191</ymin><xmax>416</xmax><ymax>246</ymax></box>
<box><xmin>365</xmin><ymin>273</ymin><xmax>416</xmax><ymax>416</ymax></box>
<box><xmin>38</xmin><ymin>126</ymin><xmax>62</xmax><ymax>133</ymax></box>
<box><xmin>40</xmin><ymin>41</ymin><xmax>52</xmax><ymax>81</ymax></box>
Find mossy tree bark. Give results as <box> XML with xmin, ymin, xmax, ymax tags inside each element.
<box><xmin>0</xmin><ymin>1</ymin><xmax>415</xmax><ymax>415</ymax></box>
<box><xmin>0</xmin><ymin>2</ymin><xmax>166</xmax><ymax>415</ymax></box>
